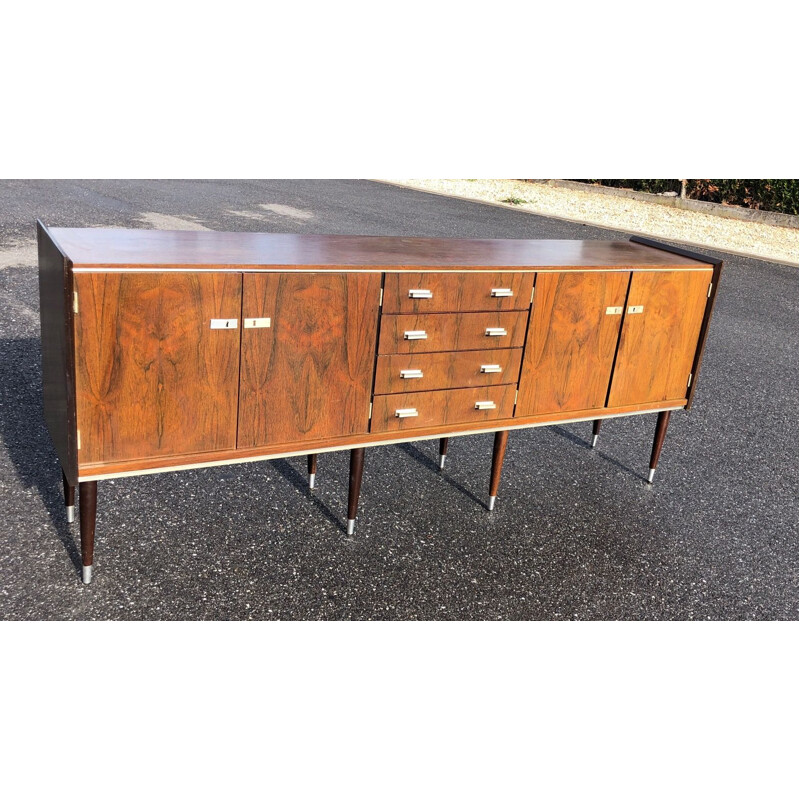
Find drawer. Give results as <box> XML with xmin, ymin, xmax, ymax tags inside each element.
<box><xmin>378</xmin><ymin>311</ymin><xmax>528</xmax><ymax>354</ymax></box>
<box><xmin>371</xmin><ymin>385</ymin><xmax>516</xmax><ymax>433</ymax></box>
<box><xmin>374</xmin><ymin>348</ymin><xmax>523</xmax><ymax>394</ymax></box>
<box><xmin>383</xmin><ymin>272</ymin><xmax>534</xmax><ymax>313</ymax></box>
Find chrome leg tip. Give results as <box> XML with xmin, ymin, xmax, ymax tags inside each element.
<box><xmin>647</xmin><ymin>468</ymin><xmax>656</xmax><ymax>484</ymax></box>
<box><xmin>488</xmin><ymin>495</ymin><xmax>496</xmax><ymax>511</ymax></box>
<box><xmin>591</xmin><ymin>435</ymin><xmax>599</xmax><ymax>449</ymax></box>
<box><xmin>66</xmin><ymin>505</ymin><xmax>75</xmax><ymax>523</ymax></box>
<box><xmin>308</xmin><ymin>473</ymin><xmax>315</xmax><ymax>490</ymax></box>
<box><xmin>346</xmin><ymin>519</ymin><xmax>355</xmax><ymax>536</ymax></box>
<box><xmin>82</xmin><ymin>565</ymin><xmax>93</xmax><ymax>584</ymax></box>
<box><xmin>439</xmin><ymin>455</ymin><xmax>446</xmax><ymax>470</ymax></box>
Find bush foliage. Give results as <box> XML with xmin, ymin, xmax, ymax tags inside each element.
<box><xmin>576</xmin><ymin>179</ymin><xmax>798</xmax><ymax>215</ymax></box>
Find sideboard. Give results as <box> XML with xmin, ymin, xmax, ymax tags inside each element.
<box><xmin>37</xmin><ymin>223</ymin><xmax>722</xmax><ymax>583</ymax></box>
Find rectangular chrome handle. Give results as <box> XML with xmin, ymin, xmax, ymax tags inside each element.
<box><xmin>491</xmin><ymin>288</ymin><xmax>514</xmax><ymax>297</ymax></box>
<box><xmin>480</xmin><ymin>364</ymin><xmax>502</xmax><ymax>374</ymax></box>
<box><xmin>400</xmin><ymin>369</ymin><xmax>424</xmax><ymax>379</ymax></box>
<box><xmin>408</xmin><ymin>289</ymin><xmax>433</xmax><ymax>299</ymax></box>
<box><xmin>628</xmin><ymin>305</ymin><xmax>645</xmax><ymax>314</ymax></box>
<box><xmin>210</xmin><ymin>318</ymin><xmax>238</xmax><ymax>329</ymax></box>
<box><xmin>605</xmin><ymin>306</ymin><xmax>623</xmax><ymax>315</ymax></box>
<box><xmin>244</xmin><ymin>317</ymin><xmax>271</xmax><ymax>328</ymax></box>
<box><xmin>485</xmin><ymin>327</ymin><xmax>507</xmax><ymax>337</ymax></box>
<box><xmin>404</xmin><ymin>330</ymin><xmax>428</xmax><ymax>340</ymax></box>
<box><xmin>395</xmin><ymin>408</ymin><xmax>419</xmax><ymax>418</ymax></box>
<box><xmin>475</xmin><ymin>400</ymin><xmax>497</xmax><ymax>410</ymax></box>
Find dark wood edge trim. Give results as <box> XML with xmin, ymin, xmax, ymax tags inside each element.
<box><xmin>78</xmin><ymin>399</ymin><xmax>686</xmax><ymax>479</ymax></box>
<box><xmin>37</xmin><ymin>219</ymin><xmax>79</xmax><ymax>486</ymax></box>
<box><xmin>686</xmin><ymin>261</ymin><xmax>724</xmax><ymax>409</ymax></box>
<box><xmin>629</xmin><ymin>235</ymin><xmax>723</xmax><ymax>267</ymax></box>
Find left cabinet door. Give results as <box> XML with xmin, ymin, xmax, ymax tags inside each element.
<box><xmin>74</xmin><ymin>272</ymin><xmax>242</xmax><ymax>464</ymax></box>
<box><xmin>238</xmin><ymin>273</ymin><xmax>381</xmax><ymax>448</ymax></box>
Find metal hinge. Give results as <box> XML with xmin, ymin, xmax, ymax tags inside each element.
<box><xmin>514</xmin><ymin>389</ymin><xmax>518</xmax><ymax>405</ymax></box>
<box><xmin>707</xmin><ymin>282</ymin><xmax>713</xmax><ymax>298</ymax></box>
<box><xmin>72</xmin><ymin>291</ymin><xmax>79</xmax><ymax>314</ymax></box>
<box><xmin>368</xmin><ymin>402</ymin><xmax>373</xmax><ymax>419</ymax></box>
<box><xmin>77</xmin><ymin>430</ymin><xmax>81</xmax><ymax>450</ymax></box>
<box><xmin>687</xmin><ymin>373</ymin><xmax>693</xmax><ymax>389</ymax></box>
<box><xmin>379</xmin><ymin>288</ymin><xmax>383</xmax><ymax>306</ymax></box>
<box><xmin>530</xmin><ymin>285</ymin><xmax>535</xmax><ymax>303</ymax></box>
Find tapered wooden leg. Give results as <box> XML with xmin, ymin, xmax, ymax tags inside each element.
<box><xmin>439</xmin><ymin>437</ymin><xmax>449</xmax><ymax>470</ymax></box>
<box><xmin>648</xmin><ymin>411</ymin><xmax>671</xmax><ymax>484</ymax></box>
<box><xmin>79</xmin><ymin>481</ymin><xmax>97</xmax><ymax>584</ymax></box>
<box><xmin>488</xmin><ymin>430</ymin><xmax>509</xmax><ymax>511</ymax></box>
<box><xmin>591</xmin><ymin>420</ymin><xmax>602</xmax><ymax>449</ymax></box>
<box><xmin>307</xmin><ymin>453</ymin><xmax>318</xmax><ymax>490</ymax></box>
<box><xmin>347</xmin><ymin>447</ymin><xmax>365</xmax><ymax>535</ymax></box>
<box><xmin>62</xmin><ymin>469</ymin><xmax>75</xmax><ymax>523</ymax></box>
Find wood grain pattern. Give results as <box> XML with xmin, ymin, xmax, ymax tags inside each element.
<box><xmin>371</xmin><ymin>385</ymin><xmax>516</xmax><ymax>433</ymax></box>
<box><xmin>79</xmin><ymin>480</ymin><xmax>97</xmax><ymax>568</ymax></box>
<box><xmin>382</xmin><ymin>272</ymin><xmax>534</xmax><ymax>313</ymax></box>
<box><xmin>37</xmin><ymin>221</ymin><xmax>79</xmax><ymax>485</ymax></box>
<box><xmin>49</xmin><ymin>228</ymin><xmax>710</xmax><ymax>270</ymax></box>
<box><xmin>237</xmin><ymin>273</ymin><xmax>380</xmax><ymax>447</ymax></box>
<box><xmin>374</xmin><ymin>348</ymin><xmax>522</xmax><ymax>394</ymax></box>
<box><xmin>607</xmin><ymin>270</ymin><xmax>712</xmax><ymax>406</ymax></box>
<box><xmin>379</xmin><ymin>311</ymin><xmax>528</xmax><ymax>354</ymax></box>
<box><xmin>516</xmin><ymin>272</ymin><xmax>630</xmax><ymax>416</ymax></box>
<box><xmin>74</xmin><ymin>272</ymin><xmax>242</xmax><ymax>463</ymax></box>
<box><xmin>489</xmin><ymin>430</ymin><xmax>509</xmax><ymax>498</ymax></box>
<box><xmin>78</xmin><ymin>398</ymin><xmax>686</xmax><ymax>479</ymax></box>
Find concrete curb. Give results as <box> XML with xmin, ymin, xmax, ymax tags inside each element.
<box><xmin>375</xmin><ymin>180</ymin><xmax>799</xmax><ymax>267</ymax></box>
<box><xmin>536</xmin><ymin>180</ymin><xmax>799</xmax><ymax>230</ymax></box>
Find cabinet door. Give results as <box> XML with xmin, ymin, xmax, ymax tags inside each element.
<box><xmin>607</xmin><ymin>270</ymin><xmax>712</xmax><ymax>407</ymax></box>
<box><xmin>74</xmin><ymin>272</ymin><xmax>242</xmax><ymax>464</ymax></box>
<box><xmin>515</xmin><ymin>271</ymin><xmax>629</xmax><ymax>416</ymax></box>
<box><xmin>238</xmin><ymin>273</ymin><xmax>381</xmax><ymax>447</ymax></box>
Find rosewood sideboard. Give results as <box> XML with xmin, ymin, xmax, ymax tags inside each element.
<box><xmin>37</xmin><ymin>223</ymin><xmax>722</xmax><ymax>583</ymax></box>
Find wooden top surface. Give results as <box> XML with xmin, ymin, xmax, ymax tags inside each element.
<box><xmin>48</xmin><ymin>227</ymin><xmax>710</xmax><ymax>270</ymax></box>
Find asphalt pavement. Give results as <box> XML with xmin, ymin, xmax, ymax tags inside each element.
<box><xmin>0</xmin><ymin>179</ymin><xmax>796</xmax><ymax>620</ymax></box>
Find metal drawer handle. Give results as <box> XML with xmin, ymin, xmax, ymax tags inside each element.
<box><xmin>475</xmin><ymin>400</ymin><xmax>497</xmax><ymax>410</ymax></box>
<box><xmin>408</xmin><ymin>289</ymin><xmax>433</xmax><ymax>299</ymax></box>
<box><xmin>605</xmin><ymin>306</ymin><xmax>623</xmax><ymax>315</ymax></box>
<box><xmin>395</xmin><ymin>408</ymin><xmax>419</xmax><ymax>418</ymax></box>
<box><xmin>400</xmin><ymin>369</ymin><xmax>424</xmax><ymax>379</ymax></box>
<box><xmin>404</xmin><ymin>330</ymin><xmax>428</xmax><ymax>340</ymax></box>
<box><xmin>480</xmin><ymin>364</ymin><xmax>502</xmax><ymax>374</ymax></box>
<box><xmin>628</xmin><ymin>305</ymin><xmax>645</xmax><ymax>314</ymax></box>
<box><xmin>491</xmin><ymin>288</ymin><xmax>514</xmax><ymax>297</ymax></box>
<box><xmin>485</xmin><ymin>327</ymin><xmax>507</xmax><ymax>337</ymax></box>
<box><xmin>244</xmin><ymin>317</ymin><xmax>271</xmax><ymax>328</ymax></box>
<box><xmin>210</xmin><ymin>318</ymin><xmax>238</xmax><ymax>329</ymax></box>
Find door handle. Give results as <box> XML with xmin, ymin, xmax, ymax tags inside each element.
<box><xmin>404</xmin><ymin>330</ymin><xmax>428</xmax><ymax>340</ymax></box>
<box><xmin>627</xmin><ymin>305</ymin><xmax>645</xmax><ymax>314</ymax></box>
<box><xmin>491</xmin><ymin>288</ymin><xmax>514</xmax><ymax>297</ymax></box>
<box><xmin>210</xmin><ymin>319</ymin><xmax>238</xmax><ymax>329</ymax></box>
<box><xmin>475</xmin><ymin>400</ymin><xmax>497</xmax><ymax>410</ymax></box>
<box><xmin>485</xmin><ymin>327</ymin><xmax>507</xmax><ymax>337</ymax></box>
<box><xmin>395</xmin><ymin>408</ymin><xmax>419</xmax><ymax>418</ymax></box>
<box><xmin>605</xmin><ymin>306</ymin><xmax>623</xmax><ymax>315</ymax></box>
<box><xmin>243</xmin><ymin>317</ymin><xmax>271</xmax><ymax>328</ymax></box>
<box><xmin>400</xmin><ymin>369</ymin><xmax>424</xmax><ymax>379</ymax></box>
<box><xmin>408</xmin><ymin>289</ymin><xmax>433</xmax><ymax>299</ymax></box>
<box><xmin>480</xmin><ymin>364</ymin><xmax>503</xmax><ymax>373</ymax></box>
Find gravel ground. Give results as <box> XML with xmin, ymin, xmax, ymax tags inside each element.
<box><xmin>0</xmin><ymin>179</ymin><xmax>796</xmax><ymax>620</ymax></box>
<box><xmin>388</xmin><ymin>179</ymin><xmax>799</xmax><ymax>265</ymax></box>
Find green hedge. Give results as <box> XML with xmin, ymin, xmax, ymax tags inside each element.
<box><xmin>576</xmin><ymin>179</ymin><xmax>798</xmax><ymax>215</ymax></box>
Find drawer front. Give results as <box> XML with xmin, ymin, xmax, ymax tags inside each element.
<box><xmin>374</xmin><ymin>348</ymin><xmax>523</xmax><ymax>394</ymax></box>
<box><xmin>383</xmin><ymin>272</ymin><xmax>534</xmax><ymax>313</ymax></box>
<box><xmin>378</xmin><ymin>311</ymin><xmax>528</xmax><ymax>354</ymax></box>
<box><xmin>371</xmin><ymin>385</ymin><xmax>516</xmax><ymax>433</ymax></box>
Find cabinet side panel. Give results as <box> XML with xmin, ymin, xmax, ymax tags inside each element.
<box><xmin>37</xmin><ymin>221</ymin><xmax>78</xmax><ymax>485</ymax></box>
<box><xmin>238</xmin><ymin>273</ymin><xmax>381</xmax><ymax>447</ymax></box>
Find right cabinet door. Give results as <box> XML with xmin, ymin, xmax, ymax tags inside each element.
<box><xmin>607</xmin><ymin>270</ymin><xmax>712</xmax><ymax>407</ymax></box>
<box><xmin>516</xmin><ymin>271</ymin><xmax>630</xmax><ymax>416</ymax></box>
